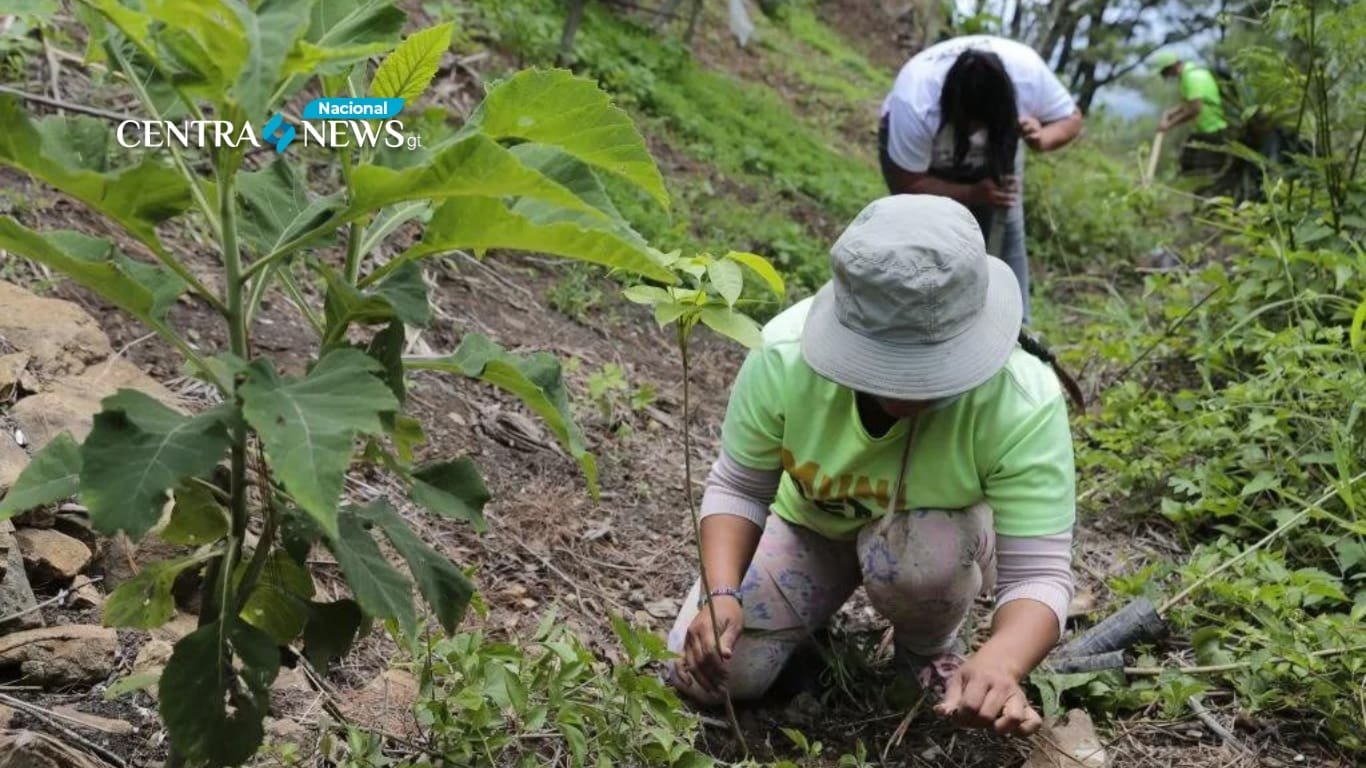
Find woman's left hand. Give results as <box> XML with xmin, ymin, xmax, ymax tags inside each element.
<box><xmin>934</xmin><ymin>656</ymin><xmax>1044</xmax><ymax>736</ymax></box>
<box><xmin>1019</xmin><ymin>116</ymin><xmax>1045</xmax><ymax>150</ymax></box>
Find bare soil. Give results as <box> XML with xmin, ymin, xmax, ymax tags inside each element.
<box><xmin>0</xmin><ymin>5</ymin><xmax>1356</xmax><ymax>768</ymax></box>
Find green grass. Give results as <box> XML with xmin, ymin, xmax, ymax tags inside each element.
<box><xmin>467</xmin><ymin>0</ymin><xmax>884</xmax><ymax>292</ymax></box>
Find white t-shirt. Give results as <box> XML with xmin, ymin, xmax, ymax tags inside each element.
<box><xmin>882</xmin><ymin>35</ymin><xmax>1076</xmax><ymax>173</ymax></box>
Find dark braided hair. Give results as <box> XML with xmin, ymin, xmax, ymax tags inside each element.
<box><xmin>1018</xmin><ymin>331</ymin><xmax>1086</xmax><ymax>410</ymax></box>
<box><xmin>940</xmin><ymin>50</ymin><xmax>1020</xmax><ymax>184</ymax></box>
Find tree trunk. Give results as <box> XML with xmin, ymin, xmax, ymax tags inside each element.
<box><xmin>1009</xmin><ymin>0</ymin><xmax>1025</xmax><ymax>39</ymax></box>
<box><xmin>684</xmin><ymin>0</ymin><xmax>704</xmax><ymax>44</ymax></box>
<box><xmin>558</xmin><ymin>0</ymin><xmax>587</xmax><ymax>66</ymax></box>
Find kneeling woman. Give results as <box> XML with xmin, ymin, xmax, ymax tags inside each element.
<box><xmin>667</xmin><ymin>195</ymin><xmax>1075</xmax><ymax>736</ymax></box>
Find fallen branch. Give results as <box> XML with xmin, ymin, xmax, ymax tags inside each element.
<box><xmin>0</xmin><ymin>692</ymin><xmax>129</xmax><ymax>768</ymax></box>
<box><xmin>1187</xmin><ymin>696</ymin><xmax>1252</xmax><ymax>755</ymax></box>
<box><xmin>1124</xmin><ymin>643</ymin><xmax>1366</xmax><ymax>677</ymax></box>
<box><xmin>0</xmin><ymin>85</ymin><xmax>134</xmax><ymax>123</ymax></box>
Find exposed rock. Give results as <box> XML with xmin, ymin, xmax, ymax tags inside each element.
<box><xmin>345</xmin><ymin>669</ymin><xmax>420</xmax><ymax>736</ymax></box>
<box><xmin>0</xmin><ymin>522</ymin><xmax>43</xmax><ymax>632</ymax></box>
<box><xmin>0</xmin><ymin>625</ymin><xmax>117</xmax><ymax>686</ymax></box>
<box><xmin>0</xmin><ymin>728</ymin><xmax>112</xmax><ymax>768</ymax></box>
<box><xmin>0</xmin><ymin>281</ymin><xmax>113</xmax><ymax>381</ymax></box>
<box><xmin>0</xmin><ymin>433</ymin><xmax>26</xmax><ymax>492</ymax></box>
<box><xmin>51</xmin><ymin>508</ymin><xmax>96</xmax><ymax>548</ymax></box>
<box><xmin>151</xmin><ymin>613</ymin><xmax>198</xmax><ymax>643</ymax></box>
<box><xmin>265</xmin><ymin>716</ymin><xmax>310</xmax><ymax>744</ymax></box>
<box><xmin>271</xmin><ymin>665</ymin><xmax>313</xmax><ymax>696</ymax></box>
<box><xmin>68</xmin><ymin>576</ymin><xmax>104</xmax><ymax>610</ymax></box>
<box><xmin>1068</xmin><ymin>588</ymin><xmax>1097</xmax><ymax>619</ymax></box>
<box><xmin>9</xmin><ymin>358</ymin><xmax>182</xmax><ymax>450</ymax></box>
<box><xmin>15</xmin><ymin>528</ymin><xmax>92</xmax><ymax>583</ymax></box>
<box><xmin>0</xmin><ymin>352</ymin><xmax>30</xmax><ymax>402</ymax></box>
<box><xmin>644</xmin><ymin>597</ymin><xmax>679</xmax><ymax>619</ymax></box>
<box><xmin>1022</xmin><ymin>709</ymin><xmax>1108</xmax><ymax>768</ymax></box>
<box><xmin>130</xmin><ymin>639</ymin><xmax>174</xmax><ymax>700</ymax></box>
<box><xmin>52</xmin><ymin>706</ymin><xmax>134</xmax><ymax>736</ymax></box>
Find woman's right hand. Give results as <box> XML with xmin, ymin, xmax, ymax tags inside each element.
<box><xmin>973</xmin><ymin>177</ymin><xmax>1019</xmax><ymax>208</ymax></box>
<box><xmin>678</xmin><ymin>596</ymin><xmax>745</xmax><ymax>696</ymax></box>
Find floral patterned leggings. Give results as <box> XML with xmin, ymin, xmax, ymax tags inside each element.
<box><xmin>667</xmin><ymin>505</ymin><xmax>995</xmax><ymax>704</ymax></box>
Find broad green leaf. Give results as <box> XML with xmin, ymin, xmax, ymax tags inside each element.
<box><xmin>725</xmin><ymin>251</ymin><xmax>785</xmax><ymax>298</ymax></box>
<box><xmin>319</xmin><ymin>263</ymin><xmax>400</xmax><ymax>337</ymax></box>
<box><xmin>0</xmin><ymin>220</ymin><xmax>185</xmax><ymax>326</ymax></box>
<box><xmin>465</xmin><ymin>69</ymin><xmax>668</xmax><ymax>208</ymax></box>
<box><xmin>0</xmin><ymin>100</ymin><xmax>192</xmax><ymax>249</ymax></box>
<box><xmin>622</xmin><ymin>285</ymin><xmax>671</xmax><ymax>305</ymax></box>
<box><xmin>706</xmin><ymin>259</ymin><xmax>743</xmax><ymax>307</ymax></box>
<box><xmin>160</xmin><ymin>620</ymin><xmax>279</xmax><ymax>767</ymax></box>
<box><xmin>6</xmin><ymin>0</ymin><xmax>57</xmax><ymax>17</ymax></box>
<box><xmin>327</xmin><ymin>509</ymin><xmax>416</xmax><ymax>635</ymax></box>
<box><xmin>510</xmin><ymin>143</ymin><xmax>625</xmax><ymax>222</ymax></box>
<box><xmin>237</xmin><ymin>549</ymin><xmax>315</xmax><ymax>643</ymax></box>
<box><xmin>105</xmin><ymin>672</ymin><xmax>160</xmax><ymax>700</ymax></box>
<box><xmin>410</xmin><ymin>334</ymin><xmax>598</xmax><ymax>494</ymax></box>
<box><xmin>350</xmin><ymin>500</ymin><xmax>474</xmax><ymax>634</ymax></box>
<box><xmin>346</xmin><ymin>134</ymin><xmax>603</xmax><ymax>221</ymax></box>
<box><xmin>0</xmin><ymin>433</ymin><xmax>82</xmax><ymax>520</ymax></box>
<box><xmin>232</xmin><ymin>0</ymin><xmax>317</xmax><ymax>117</ymax></box>
<box><xmin>390</xmin><ymin>415</ymin><xmax>426</xmax><ymax>464</ymax></box>
<box><xmin>160</xmin><ymin>483</ymin><xmax>229</xmax><ymax>546</ymax></box>
<box><xmin>302</xmin><ymin>599</ymin><xmax>364</xmax><ymax>668</ymax></box>
<box><xmin>410</xmin><ymin>457</ymin><xmax>491</xmax><ymax>531</ymax></box>
<box><xmin>1240</xmin><ymin>470</ymin><xmax>1279</xmax><ymax>497</ymax></box>
<box><xmin>80</xmin><ymin>392</ymin><xmax>232</xmax><ymax>539</ymax></box>
<box><xmin>366</xmin><ymin>319</ymin><xmax>407</xmax><ymax>405</ymax></box>
<box><xmin>86</xmin><ymin>0</ymin><xmax>249</xmax><ymax>96</ymax></box>
<box><xmin>699</xmin><ymin>306</ymin><xmax>764</xmax><ymax>349</ymax></box>
<box><xmin>104</xmin><ymin>554</ymin><xmax>211</xmax><ymax>629</ymax></box>
<box><xmin>239</xmin><ymin>349</ymin><xmax>398</xmax><ymax>537</ymax></box>
<box><xmin>280</xmin><ymin>506</ymin><xmax>325</xmax><ymax>564</ymax></box>
<box><xmin>370</xmin><ymin>22</ymin><xmax>452</xmax><ymax>101</ymax></box>
<box><xmin>1351</xmin><ymin>295</ymin><xmax>1366</xmax><ymax>350</ymax></box>
<box><xmin>283</xmin><ymin>39</ymin><xmax>393</xmax><ymax>77</ymax></box>
<box><xmin>237</xmin><ymin>160</ymin><xmax>341</xmax><ymax>258</ymax></box>
<box><xmin>654</xmin><ymin>302</ymin><xmax>689</xmax><ymax>327</ymax></box>
<box><xmin>403</xmin><ymin>196</ymin><xmax>673</xmax><ymax>283</ymax></box>
<box><xmin>306</xmin><ymin>0</ymin><xmax>404</xmax><ymax>50</ymax></box>
<box><xmin>374</xmin><ymin>262</ymin><xmax>431</xmax><ymax>327</ymax></box>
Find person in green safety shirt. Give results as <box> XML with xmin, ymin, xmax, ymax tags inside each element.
<box><xmin>1154</xmin><ymin>51</ymin><xmax>1229</xmax><ymax>178</ymax></box>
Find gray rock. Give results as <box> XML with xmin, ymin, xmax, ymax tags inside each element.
<box><xmin>0</xmin><ymin>625</ymin><xmax>117</xmax><ymax>687</ymax></box>
<box><xmin>0</xmin><ymin>521</ymin><xmax>43</xmax><ymax>631</ymax></box>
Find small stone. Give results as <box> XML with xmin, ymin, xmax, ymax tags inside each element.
<box><xmin>10</xmin><ymin>358</ymin><xmax>183</xmax><ymax>450</ymax></box>
<box><xmin>518</xmin><ymin>597</ymin><xmax>539</xmax><ymax>610</ymax></box>
<box><xmin>503</xmin><ymin>583</ymin><xmax>528</xmax><ymax>598</ymax></box>
<box><xmin>272</xmin><ymin>665</ymin><xmax>313</xmax><ymax>695</ymax></box>
<box><xmin>152</xmin><ymin>613</ymin><xmax>199</xmax><ymax>643</ymax></box>
<box><xmin>644</xmin><ymin>598</ymin><xmax>679</xmax><ymax>619</ymax></box>
<box><xmin>68</xmin><ymin>575</ymin><xmax>104</xmax><ymax>610</ymax></box>
<box><xmin>0</xmin><ymin>281</ymin><xmax>113</xmax><ymax>380</ymax></box>
<box><xmin>16</xmin><ymin>527</ymin><xmax>93</xmax><ymax>583</ymax></box>
<box><xmin>0</xmin><ymin>625</ymin><xmax>118</xmax><ymax>686</ymax></box>
<box><xmin>53</xmin><ymin>705</ymin><xmax>135</xmax><ymax>735</ymax></box>
<box><xmin>0</xmin><ymin>520</ymin><xmax>44</xmax><ymax>631</ymax></box>
<box><xmin>266</xmin><ymin>716</ymin><xmax>309</xmax><ymax>743</ymax></box>
<box><xmin>131</xmin><ymin>639</ymin><xmax>174</xmax><ymax>702</ymax></box>
<box><xmin>344</xmin><ymin>669</ymin><xmax>420</xmax><ymax>736</ymax></box>
<box><xmin>0</xmin><ymin>703</ymin><xmax>14</xmax><ymax>726</ymax></box>
<box><xmin>1068</xmin><ymin>588</ymin><xmax>1097</xmax><ymax>618</ymax></box>
<box><xmin>1023</xmin><ymin>709</ymin><xmax>1108</xmax><ymax>768</ymax></box>
<box><xmin>1185</xmin><ymin>729</ymin><xmax>1203</xmax><ymax>739</ymax></box>
<box><xmin>0</xmin><ymin>351</ymin><xmax>30</xmax><ymax>400</ymax></box>
<box><xmin>920</xmin><ymin>745</ymin><xmax>945</xmax><ymax>761</ymax></box>
<box><xmin>447</xmin><ymin>411</ymin><xmax>467</xmax><ymax>427</ymax></box>
<box><xmin>0</xmin><ymin>431</ymin><xmax>27</xmax><ymax>491</ymax></box>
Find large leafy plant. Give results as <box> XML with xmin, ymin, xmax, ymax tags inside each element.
<box><xmin>0</xmin><ymin>1</ymin><xmax>677</xmax><ymax>765</ymax></box>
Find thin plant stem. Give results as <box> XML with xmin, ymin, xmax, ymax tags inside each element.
<box><xmin>235</xmin><ymin>446</ymin><xmax>280</xmax><ymax>612</ymax></box>
<box><xmin>1159</xmin><ymin>470</ymin><xmax>1366</xmax><ymax>614</ymax></box>
<box><xmin>1123</xmin><ymin>644</ymin><xmax>1366</xmax><ymax>677</ymax></box>
<box><xmin>677</xmin><ymin>322</ymin><xmax>748</xmax><ymax>757</ymax></box>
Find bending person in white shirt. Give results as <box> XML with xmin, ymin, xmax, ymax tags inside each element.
<box><xmin>878</xmin><ymin>35</ymin><xmax>1083</xmax><ymax>323</ymax></box>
